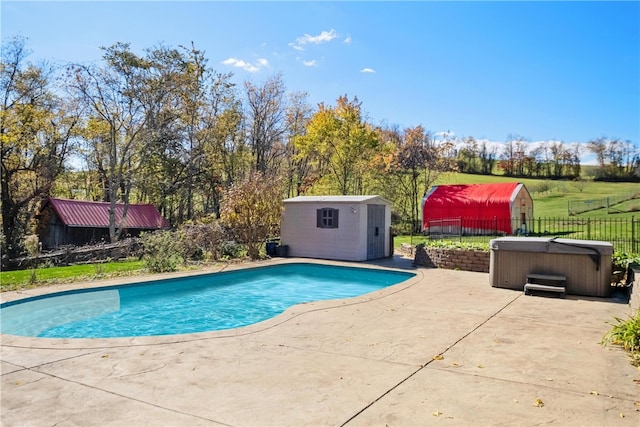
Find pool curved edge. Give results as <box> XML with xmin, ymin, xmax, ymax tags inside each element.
<box><xmin>0</xmin><ymin>258</ymin><xmax>423</xmax><ymax>350</ymax></box>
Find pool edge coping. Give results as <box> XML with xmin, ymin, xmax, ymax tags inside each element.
<box><xmin>0</xmin><ymin>257</ymin><xmax>423</xmax><ymax>350</ymax></box>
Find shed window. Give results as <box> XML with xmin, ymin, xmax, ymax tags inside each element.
<box><xmin>317</xmin><ymin>208</ymin><xmax>339</xmax><ymax>229</ymax></box>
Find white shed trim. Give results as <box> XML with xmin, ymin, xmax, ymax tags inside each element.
<box><xmin>284</xmin><ymin>195</ymin><xmax>391</xmax><ymax>204</ymax></box>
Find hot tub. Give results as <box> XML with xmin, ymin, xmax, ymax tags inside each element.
<box><xmin>490</xmin><ymin>237</ymin><xmax>613</xmax><ymax>297</ymax></box>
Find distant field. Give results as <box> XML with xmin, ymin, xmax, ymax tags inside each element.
<box><xmin>434</xmin><ymin>172</ymin><xmax>640</xmax><ymax>218</ymax></box>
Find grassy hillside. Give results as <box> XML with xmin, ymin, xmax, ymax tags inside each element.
<box><xmin>433</xmin><ymin>173</ymin><xmax>640</xmax><ymax>218</ymax></box>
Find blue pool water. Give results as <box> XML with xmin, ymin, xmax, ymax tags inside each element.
<box><xmin>0</xmin><ymin>263</ymin><xmax>414</xmax><ymax>339</ymax></box>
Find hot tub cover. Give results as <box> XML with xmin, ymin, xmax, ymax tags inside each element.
<box><xmin>490</xmin><ymin>237</ymin><xmax>613</xmax><ymax>255</ymax></box>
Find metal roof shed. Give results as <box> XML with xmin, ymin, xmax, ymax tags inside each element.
<box><xmin>38</xmin><ymin>198</ymin><xmax>169</xmax><ymax>249</ymax></box>
<box><xmin>281</xmin><ymin>195</ymin><xmax>392</xmax><ymax>261</ymax></box>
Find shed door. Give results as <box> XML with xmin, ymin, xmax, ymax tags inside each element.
<box><xmin>367</xmin><ymin>204</ymin><xmax>386</xmax><ymax>260</ymax></box>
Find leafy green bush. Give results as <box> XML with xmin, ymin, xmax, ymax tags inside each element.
<box><xmin>601</xmin><ymin>310</ymin><xmax>640</xmax><ymax>366</ymax></box>
<box><xmin>141</xmin><ymin>230</ymin><xmax>183</xmax><ymax>273</ymax></box>
<box><xmin>611</xmin><ymin>252</ymin><xmax>640</xmax><ymax>285</ymax></box>
<box><xmin>612</xmin><ymin>252</ymin><xmax>640</xmax><ymax>274</ymax></box>
<box><xmin>421</xmin><ymin>239</ymin><xmax>489</xmax><ymax>251</ymax></box>
<box><xmin>218</xmin><ymin>240</ymin><xmax>244</xmax><ymax>260</ymax></box>
<box><xmin>527</xmin><ymin>181</ymin><xmax>553</xmax><ymax>194</ymax></box>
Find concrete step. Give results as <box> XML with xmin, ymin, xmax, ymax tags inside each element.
<box><xmin>524</xmin><ymin>282</ymin><xmax>566</xmax><ymax>297</ymax></box>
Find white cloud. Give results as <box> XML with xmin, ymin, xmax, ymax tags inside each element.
<box><xmin>290</xmin><ymin>29</ymin><xmax>338</xmax><ymax>51</ymax></box>
<box><xmin>344</xmin><ymin>36</ymin><xmax>352</xmax><ymax>44</ymax></box>
<box><xmin>288</xmin><ymin>42</ymin><xmax>305</xmax><ymax>52</ymax></box>
<box><xmin>434</xmin><ymin>130</ymin><xmax>455</xmax><ymax>139</ymax></box>
<box><xmin>303</xmin><ymin>60</ymin><xmax>317</xmax><ymax>67</ymax></box>
<box><xmin>302</xmin><ymin>29</ymin><xmax>338</xmax><ymax>44</ymax></box>
<box><xmin>360</xmin><ymin>67</ymin><xmax>376</xmax><ymax>73</ymax></box>
<box><xmin>222</xmin><ymin>57</ymin><xmax>269</xmax><ymax>73</ymax></box>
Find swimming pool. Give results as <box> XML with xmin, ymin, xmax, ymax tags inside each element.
<box><xmin>0</xmin><ymin>263</ymin><xmax>415</xmax><ymax>339</ymax></box>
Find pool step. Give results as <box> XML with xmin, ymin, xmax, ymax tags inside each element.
<box><xmin>524</xmin><ymin>273</ymin><xmax>567</xmax><ymax>297</ymax></box>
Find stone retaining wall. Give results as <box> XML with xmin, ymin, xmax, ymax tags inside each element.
<box><xmin>412</xmin><ymin>244</ymin><xmax>490</xmax><ymax>273</ymax></box>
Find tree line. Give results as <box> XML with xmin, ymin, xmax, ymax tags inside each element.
<box><xmin>2</xmin><ymin>36</ymin><xmax>639</xmax><ymax>256</ymax></box>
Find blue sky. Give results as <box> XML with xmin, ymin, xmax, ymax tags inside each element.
<box><xmin>2</xmin><ymin>1</ymin><xmax>639</xmax><ymax>158</ymax></box>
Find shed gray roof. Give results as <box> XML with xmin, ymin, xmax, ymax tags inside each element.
<box><xmin>283</xmin><ymin>195</ymin><xmax>391</xmax><ymax>204</ymax></box>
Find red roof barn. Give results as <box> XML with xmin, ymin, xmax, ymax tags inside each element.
<box><xmin>422</xmin><ymin>182</ymin><xmax>533</xmax><ymax>236</ymax></box>
<box><xmin>38</xmin><ymin>198</ymin><xmax>169</xmax><ymax>249</ymax></box>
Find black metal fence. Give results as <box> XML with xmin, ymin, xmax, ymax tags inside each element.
<box><xmin>425</xmin><ymin>216</ymin><xmax>639</xmax><ymax>253</ymax></box>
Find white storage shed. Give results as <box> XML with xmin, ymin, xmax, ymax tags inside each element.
<box><xmin>281</xmin><ymin>195</ymin><xmax>392</xmax><ymax>261</ymax></box>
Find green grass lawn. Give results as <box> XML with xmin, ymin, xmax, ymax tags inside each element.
<box><xmin>0</xmin><ymin>259</ymin><xmax>146</xmax><ymax>292</ymax></box>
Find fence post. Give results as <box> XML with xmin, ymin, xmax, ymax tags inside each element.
<box><xmin>587</xmin><ymin>218</ymin><xmax>591</xmax><ymax>240</ymax></box>
<box><xmin>633</xmin><ymin>216</ymin><xmax>637</xmax><ymax>254</ymax></box>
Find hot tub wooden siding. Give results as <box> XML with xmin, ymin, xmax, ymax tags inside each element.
<box><xmin>490</xmin><ymin>237</ymin><xmax>613</xmax><ymax>297</ymax></box>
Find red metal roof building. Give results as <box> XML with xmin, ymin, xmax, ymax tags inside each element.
<box><xmin>421</xmin><ymin>182</ymin><xmax>533</xmax><ymax>236</ymax></box>
<box><xmin>38</xmin><ymin>198</ymin><xmax>169</xmax><ymax>248</ymax></box>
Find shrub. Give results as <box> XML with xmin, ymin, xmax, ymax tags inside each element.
<box><xmin>178</xmin><ymin>222</ymin><xmax>227</xmax><ymax>262</ymax></box>
<box><xmin>23</xmin><ymin>234</ymin><xmax>41</xmax><ymax>257</ymax></box>
<box><xmin>527</xmin><ymin>181</ymin><xmax>552</xmax><ymax>194</ymax></box>
<box><xmin>612</xmin><ymin>252</ymin><xmax>640</xmax><ymax>274</ymax></box>
<box><xmin>601</xmin><ymin>310</ymin><xmax>640</xmax><ymax>366</ymax></box>
<box><xmin>611</xmin><ymin>252</ymin><xmax>640</xmax><ymax>285</ymax></box>
<box><xmin>218</xmin><ymin>240</ymin><xmax>245</xmax><ymax>260</ymax></box>
<box><xmin>141</xmin><ymin>230</ymin><xmax>183</xmax><ymax>273</ymax></box>
<box><xmin>220</xmin><ymin>171</ymin><xmax>283</xmax><ymax>260</ymax></box>
<box><xmin>421</xmin><ymin>239</ymin><xmax>489</xmax><ymax>251</ymax></box>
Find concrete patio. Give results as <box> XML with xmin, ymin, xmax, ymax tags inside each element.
<box><xmin>1</xmin><ymin>257</ymin><xmax>638</xmax><ymax>426</ymax></box>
